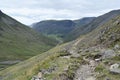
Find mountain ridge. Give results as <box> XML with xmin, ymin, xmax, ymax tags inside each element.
<box><xmin>1</xmin><ymin>9</ymin><xmax>120</xmax><ymax>80</ymax></box>
<box><xmin>32</xmin><ymin>17</ymin><xmax>95</xmax><ymax>42</ymax></box>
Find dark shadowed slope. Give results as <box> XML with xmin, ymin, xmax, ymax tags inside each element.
<box><xmin>0</xmin><ymin>10</ymin><xmax>58</xmax><ymax>70</ymax></box>
<box><xmin>64</xmin><ymin>17</ymin><xmax>96</xmax><ymax>41</ymax></box>
<box><xmin>32</xmin><ymin>20</ymin><xmax>76</xmax><ymax>42</ymax></box>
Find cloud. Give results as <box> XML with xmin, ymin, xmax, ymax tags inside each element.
<box><xmin>1</xmin><ymin>8</ymin><xmax>81</xmax><ymax>24</ymax></box>
<box><xmin>0</xmin><ymin>0</ymin><xmax>120</xmax><ymax>25</ymax></box>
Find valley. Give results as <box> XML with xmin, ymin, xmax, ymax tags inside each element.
<box><xmin>32</xmin><ymin>17</ymin><xmax>95</xmax><ymax>42</ymax></box>
<box><xmin>0</xmin><ymin>8</ymin><xmax>120</xmax><ymax>80</ymax></box>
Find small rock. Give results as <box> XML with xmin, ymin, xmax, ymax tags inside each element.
<box><xmin>61</xmin><ymin>56</ymin><xmax>70</xmax><ymax>59</ymax></box>
<box><xmin>105</xmin><ymin>77</ymin><xmax>110</xmax><ymax>80</ymax></box>
<box><xmin>95</xmin><ymin>58</ymin><xmax>101</xmax><ymax>62</ymax></box>
<box><xmin>31</xmin><ymin>76</ymin><xmax>42</xmax><ymax>80</ymax></box>
<box><xmin>31</xmin><ymin>71</ymin><xmax>43</xmax><ymax>80</ymax></box>
<box><xmin>114</xmin><ymin>44</ymin><xmax>120</xmax><ymax>50</ymax></box>
<box><xmin>37</xmin><ymin>72</ymin><xmax>42</xmax><ymax>79</ymax></box>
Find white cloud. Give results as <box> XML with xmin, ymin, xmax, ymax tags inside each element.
<box><xmin>0</xmin><ymin>0</ymin><xmax>120</xmax><ymax>25</ymax></box>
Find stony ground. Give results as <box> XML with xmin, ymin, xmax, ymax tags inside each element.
<box><xmin>74</xmin><ymin>59</ymin><xmax>96</xmax><ymax>80</ymax></box>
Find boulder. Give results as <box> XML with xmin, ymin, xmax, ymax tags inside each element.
<box><xmin>109</xmin><ymin>63</ymin><xmax>120</xmax><ymax>74</ymax></box>
<box><xmin>110</xmin><ymin>63</ymin><xmax>119</xmax><ymax>70</ymax></box>
<box><xmin>101</xmin><ymin>49</ymin><xmax>116</xmax><ymax>59</ymax></box>
<box><xmin>110</xmin><ymin>69</ymin><xmax>120</xmax><ymax>74</ymax></box>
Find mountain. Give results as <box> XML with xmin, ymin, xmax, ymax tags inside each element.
<box><xmin>1</xmin><ymin>9</ymin><xmax>120</xmax><ymax>80</ymax></box>
<box><xmin>67</xmin><ymin>10</ymin><xmax>120</xmax><ymax>48</ymax></box>
<box><xmin>64</xmin><ymin>17</ymin><xmax>96</xmax><ymax>41</ymax></box>
<box><xmin>32</xmin><ymin>18</ymin><xmax>95</xmax><ymax>42</ymax></box>
<box><xmin>32</xmin><ymin>10</ymin><xmax>120</xmax><ymax>42</ymax></box>
<box><xmin>73</xmin><ymin>17</ymin><xmax>96</xmax><ymax>27</ymax></box>
<box><xmin>32</xmin><ymin>20</ymin><xmax>76</xmax><ymax>42</ymax></box>
<box><xmin>32</xmin><ymin>20</ymin><xmax>75</xmax><ymax>35</ymax></box>
<box><xmin>64</xmin><ymin>10</ymin><xmax>120</xmax><ymax>41</ymax></box>
<box><xmin>81</xmin><ymin>9</ymin><xmax>120</xmax><ymax>34</ymax></box>
<box><xmin>0</xmin><ymin>10</ymin><xmax>58</xmax><ymax>70</ymax></box>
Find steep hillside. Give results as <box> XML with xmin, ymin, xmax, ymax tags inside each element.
<box><xmin>0</xmin><ymin>11</ymin><xmax>58</xmax><ymax>70</ymax></box>
<box><xmin>64</xmin><ymin>17</ymin><xmax>96</xmax><ymax>41</ymax></box>
<box><xmin>71</xmin><ymin>11</ymin><xmax>120</xmax><ymax>80</ymax></box>
<box><xmin>73</xmin><ymin>17</ymin><xmax>96</xmax><ymax>27</ymax></box>
<box><xmin>32</xmin><ymin>18</ymin><xmax>95</xmax><ymax>42</ymax></box>
<box><xmin>1</xmin><ymin>9</ymin><xmax>120</xmax><ymax>80</ymax></box>
<box><xmin>75</xmin><ymin>14</ymin><xmax>120</xmax><ymax>48</ymax></box>
<box><xmin>64</xmin><ymin>10</ymin><xmax>120</xmax><ymax>41</ymax></box>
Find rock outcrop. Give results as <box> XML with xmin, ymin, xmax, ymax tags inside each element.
<box><xmin>101</xmin><ymin>49</ymin><xmax>116</xmax><ymax>59</ymax></box>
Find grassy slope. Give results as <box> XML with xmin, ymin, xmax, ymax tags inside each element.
<box><xmin>64</xmin><ymin>17</ymin><xmax>95</xmax><ymax>42</ymax></box>
<box><xmin>0</xmin><ymin>41</ymin><xmax>85</xmax><ymax>80</ymax></box>
<box><xmin>0</xmin><ymin>11</ymin><xmax>58</xmax><ymax>71</ymax></box>
<box><xmin>75</xmin><ymin>15</ymin><xmax>120</xmax><ymax>48</ymax></box>
<box><xmin>0</xmin><ymin>43</ymin><xmax>69</xmax><ymax>80</ymax></box>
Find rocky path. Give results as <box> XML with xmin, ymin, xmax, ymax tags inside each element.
<box><xmin>74</xmin><ymin>59</ymin><xmax>96</xmax><ymax>80</ymax></box>
<box><xmin>74</xmin><ymin>37</ymin><xmax>84</xmax><ymax>46</ymax></box>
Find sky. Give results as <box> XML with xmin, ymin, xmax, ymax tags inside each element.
<box><xmin>1</xmin><ymin>0</ymin><xmax>120</xmax><ymax>25</ymax></box>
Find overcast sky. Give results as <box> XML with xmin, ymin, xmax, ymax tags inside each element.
<box><xmin>1</xmin><ymin>0</ymin><xmax>120</xmax><ymax>25</ymax></box>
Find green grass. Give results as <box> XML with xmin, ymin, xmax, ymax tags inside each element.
<box><xmin>45</xmin><ymin>34</ymin><xmax>63</xmax><ymax>44</ymax></box>
<box><xmin>0</xmin><ymin>12</ymin><xmax>58</xmax><ymax>70</ymax></box>
<box><xmin>95</xmin><ymin>55</ymin><xmax>120</xmax><ymax>80</ymax></box>
<box><xmin>95</xmin><ymin>65</ymin><xmax>120</xmax><ymax>80</ymax></box>
<box><xmin>0</xmin><ymin>43</ymin><xmax>68</xmax><ymax>80</ymax></box>
<box><xmin>0</xmin><ymin>42</ymin><xmax>84</xmax><ymax>80</ymax></box>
